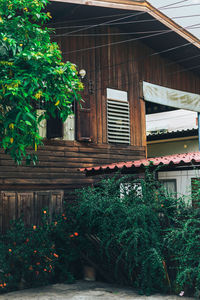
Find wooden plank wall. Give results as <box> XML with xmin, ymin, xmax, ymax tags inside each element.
<box><xmin>0</xmin><ymin>142</ymin><xmax>145</xmax><ymax>190</ymax></box>
<box><xmin>0</xmin><ymin>191</ymin><xmax>63</xmax><ymax>233</ymax></box>
<box><xmin>56</xmin><ymin>25</ymin><xmax>200</xmax><ymax>148</ymax></box>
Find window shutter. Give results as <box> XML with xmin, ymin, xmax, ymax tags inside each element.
<box><xmin>76</xmin><ymin>94</ymin><xmax>91</xmax><ymax>142</ymax></box>
<box><xmin>107</xmin><ymin>99</ymin><xmax>130</xmax><ymax>144</ymax></box>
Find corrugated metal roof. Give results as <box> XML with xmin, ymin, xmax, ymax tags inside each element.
<box><xmin>80</xmin><ymin>152</ymin><xmax>200</xmax><ymax>173</ymax></box>
<box><xmin>147</xmin><ymin>128</ymin><xmax>198</xmax><ymax>141</ymax></box>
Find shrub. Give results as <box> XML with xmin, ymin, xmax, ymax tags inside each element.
<box><xmin>1</xmin><ymin>172</ymin><xmax>200</xmax><ymax>297</ymax></box>
<box><xmin>165</xmin><ymin>180</ymin><xmax>200</xmax><ymax>297</ymax></box>
<box><xmin>65</xmin><ymin>174</ymin><xmax>178</xmax><ymax>295</ymax></box>
<box><xmin>0</xmin><ymin>210</ymin><xmax>80</xmax><ymax>293</ymax></box>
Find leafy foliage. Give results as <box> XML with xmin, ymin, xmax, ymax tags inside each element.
<box><xmin>165</xmin><ymin>179</ymin><xmax>200</xmax><ymax>297</ymax></box>
<box><xmin>1</xmin><ymin>174</ymin><xmax>200</xmax><ymax>297</ymax></box>
<box><xmin>66</xmin><ymin>174</ymin><xmax>173</xmax><ymax>294</ymax></box>
<box><xmin>0</xmin><ymin>210</ymin><xmax>80</xmax><ymax>293</ymax></box>
<box><xmin>65</xmin><ymin>173</ymin><xmax>200</xmax><ymax>297</ymax></box>
<box><xmin>0</xmin><ymin>0</ymin><xmax>83</xmax><ymax>164</ymax></box>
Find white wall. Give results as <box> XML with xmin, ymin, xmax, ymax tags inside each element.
<box><xmin>158</xmin><ymin>169</ymin><xmax>200</xmax><ymax>201</ymax></box>
<box><xmin>148</xmin><ymin>138</ymin><xmax>198</xmax><ymax>157</ymax></box>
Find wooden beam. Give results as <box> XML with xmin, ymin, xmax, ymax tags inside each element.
<box><xmin>139</xmin><ymin>81</ymin><xmax>147</xmax><ymax>158</ymax></box>
<box><xmin>147</xmin><ymin>136</ymin><xmax>198</xmax><ymax>145</ymax></box>
<box><xmin>50</xmin><ymin>0</ymin><xmax>146</xmax><ymax>11</ymax></box>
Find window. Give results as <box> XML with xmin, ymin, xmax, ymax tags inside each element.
<box><xmin>47</xmin><ymin>111</ymin><xmax>63</xmax><ymax>139</ymax></box>
<box><xmin>159</xmin><ymin>179</ymin><xmax>177</xmax><ymax>195</ymax></box>
<box><xmin>37</xmin><ymin>109</ymin><xmax>75</xmax><ymax>141</ymax></box>
<box><xmin>120</xmin><ymin>182</ymin><xmax>142</xmax><ymax>199</ymax></box>
<box><xmin>107</xmin><ymin>88</ymin><xmax>130</xmax><ymax>144</ymax></box>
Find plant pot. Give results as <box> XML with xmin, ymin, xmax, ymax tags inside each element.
<box><xmin>83</xmin><ymin>265</ymin><xmax>96</xmax><ymax>281</ymax></box>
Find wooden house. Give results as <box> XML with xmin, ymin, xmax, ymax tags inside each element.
<box><xmin>0</xmin><ymin>0</ymin><xmax>200</xmax><ymax>231</ymax></box>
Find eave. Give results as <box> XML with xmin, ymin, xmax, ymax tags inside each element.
<box><xmin>50</xmin><ymin>0</ymin><xmax>200</xmax><ymax>49</ymax></box>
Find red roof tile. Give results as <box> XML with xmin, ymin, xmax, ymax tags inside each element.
<box><xmin>80</xmin><ymin>152</ymin><xmax>200</xmax><ymax>173</ymax></box>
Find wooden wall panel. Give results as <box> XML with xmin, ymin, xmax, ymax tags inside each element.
<box><xmin>0</xmin><ymin>191</ymin><xmax>64</xmax><ymax>232</ymax></box>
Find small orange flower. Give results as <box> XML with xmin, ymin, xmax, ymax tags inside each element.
<box><xmin>43</xmin><ymin>210</ymin><xmax>47</xmax><ymax>214</ymax></box>
<box><xmin>161</xmin><ymin>204</ymin><xmax>164</xmax><ymax>207</ymax></box>
<box><xmin>26</xmin><ymin>238</ymin><xmax>29</xmax><ymax>243</ymax></box>
<box><xmin>64</xmin><ymin>217</ymin><xmax>67</xmax><ymax>220</ymax></box>
<box><xmin>62</xmin><ymin>213</ymin><xmax>65</xmax><ymax>217</ymax></box>
<box><xmin>36</xmin><ymin>262</ymin><xmax>40</xmax><ymax>266</ymax></box>
<box><xmin>0</xmin><ymin>284</ymin><xmax>3</xmax><ymax>288</ymax></box>
<box><xmin>33</xmin><ymin>225</ymin><xmax>36</xmax><ymax>230</ymax></box>
<box><xmin>29</xmin><ymin>265</ymin><xmax>33</xmax><ymax>271</ymax></box>
<box><xmin>53</xmin><ymin>253</ymin><xmax>59</xmax><ymax>258</ymax></box>
<box><xmin>69</xmin><ymin>234</ymin><xmax>74</xmax><ymax>238</ymax></box>
<box><xmin>8</xmin><ymin>249</ymin><xmax>12</xmax><ymax>252</ymax></box>
<box><xmin>34</xmin><ymin>250</ymin><xmax>37</xmax><ymax>254</ymax></box>
<box><xmin>74</xmin><ymin>232</ymin><xmax>78</xmax><ymax>236</ymax></box>
<box><xmin>3</xmin><ymin>283</ymin><xmax>6</xmax><ymax>287</ymax></box>
<box><xmin>54</xmin><ymin>222</ymin><xmax>57</xmax><ymax>226</ymax></box>
<box><xmin>44</xmin><ymin>268</ymin><xmax>47</xmax><ymax>272</ymax></box>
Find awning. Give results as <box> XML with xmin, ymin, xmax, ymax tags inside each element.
<box><xmin>143</xmin><ymin>81</ymin><xmax>200</xmax><ymax>113</ymax></box>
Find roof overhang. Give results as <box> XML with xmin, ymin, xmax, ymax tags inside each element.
<box><xmin>50</xmin><ymin>0</ymin><xmax>200</xmax><ymax>49</ymax></box>
<box><xmin>80</xmin><ymin>152</ymin><xmax>200</xmax><ymax>175</ymax></box>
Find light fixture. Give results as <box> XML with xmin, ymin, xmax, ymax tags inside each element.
<box><xmin>79</xmin><ymin>69</ymin><xmax>86</xmax><ymax>79</ymax></box>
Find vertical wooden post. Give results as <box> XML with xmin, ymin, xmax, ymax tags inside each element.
<box><xmin>139</xmin><ymin>81</ymin><xmax>147</xmax><ymax>158</ymax></box>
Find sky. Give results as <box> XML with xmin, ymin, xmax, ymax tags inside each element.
<box><xmin>148</xmin><ymin>0</ymin><xmax>200</xmax><ymax>39</ymax></box>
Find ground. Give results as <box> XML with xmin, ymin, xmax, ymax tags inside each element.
<box><xmin>0</xmin><ymin>281</ymin><xmax>192</xmax><ymax>300</ymax></box>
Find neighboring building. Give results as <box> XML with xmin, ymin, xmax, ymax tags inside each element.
<box><xmin>146</xmin><ymin>109</ymin><xmax>199</xmax><ymax>157</ymax></box>
<box><xmin>81</xmin><ymin>152</ymin><xmax>200</xmax><ymax>201</ymax></box>
<box><xmin>0</xmin><ymin>0</ymin><xmax>200</xmax><ymax>231</ymax></box>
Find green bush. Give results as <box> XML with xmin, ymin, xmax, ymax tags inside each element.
<box><xmin>66</xmin><ymin>174</ymin><xmax>178</xmax><ymax>295</ymax></box>
<box><xmin>0</xmin><ymin>210</ymin><xmax>80</xmax><ymax>293</ymax></box>
<box><xmin>64</xmin><ymin>172</ymin><xmax>200</xmax><ymax>297</ymax></box>
<box><xmin>1</xmin><ymin>173</ymin><xmax>200</xmax><ymax>297</ymax></box>
<box><xmin>165</xmin><ymin>180</ymin><xmax>200</xmax><ymax>297</ymax></box>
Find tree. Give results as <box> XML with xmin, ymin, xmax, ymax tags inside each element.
<box><xmin>0</xmin><ymin>0</ymin><xmax>83</xmax><ymax>164</ymax></box>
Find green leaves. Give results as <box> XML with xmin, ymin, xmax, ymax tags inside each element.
<box><xmin>0</xmin><ymin>0</ymin><xmax>83</xmax><ymax>164</ymax></box>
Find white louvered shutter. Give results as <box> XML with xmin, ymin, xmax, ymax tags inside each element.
<box><xmin>107</xmin><ymin>89</ymin><xmax>130</xmax><ymax>144</ymax></box>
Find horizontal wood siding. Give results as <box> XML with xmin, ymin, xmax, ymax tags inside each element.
<box><xmin>0</xmin><ymin>142</ymin><xmax>145</xmax><ymax>190</ymax></box>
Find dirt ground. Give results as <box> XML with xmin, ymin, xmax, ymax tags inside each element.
<box><xmin>0</xmin><ymin>280</ymin><xmax>193</xmax><ymax>300</ymax></box>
